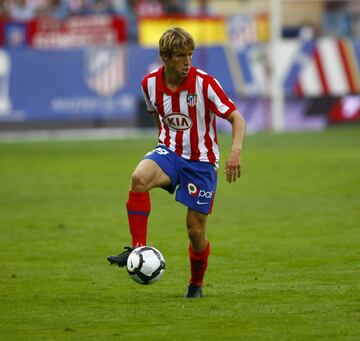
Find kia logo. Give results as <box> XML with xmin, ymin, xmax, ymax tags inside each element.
<box><xmin>164</xmin><ymin>113</ymin><xmax>192</xmax><ymax>131</ymax></box>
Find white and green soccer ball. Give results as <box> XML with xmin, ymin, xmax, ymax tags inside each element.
<box><xmin>127</xmin><ymin>246</ymin><xmax>165</xmax><ymax>285</ymax></box>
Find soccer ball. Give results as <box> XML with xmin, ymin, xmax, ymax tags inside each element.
<box><xmin>126</xmin><ymin>246</ymin><xmax>165</xmax><ymax>285</ymax></box>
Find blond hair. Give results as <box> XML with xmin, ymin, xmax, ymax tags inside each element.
<box><xmin>159</xmin><ymin>27</ymin><xmax>195</xmax><ymax>60</ymax></box>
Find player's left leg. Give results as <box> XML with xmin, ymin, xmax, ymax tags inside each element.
<box><xmin>185</xmin><ymin>208</ymin><xmax>210</xmax><ymax>298</ymax></box>
<box><xmin>186</xmin><ymin>207</ymin><xmax>208</xmax><ymax>253</ymax></box>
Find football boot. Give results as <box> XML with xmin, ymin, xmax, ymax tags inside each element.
<box><xmin>184</xmin><ymin>284</ymin><xmax>203</xmax><ymax>298</ymax></box>
<box><xmin>107</xmin><ymin>247</ymin><xmax>134</xmax><ymax>267</ymax></box>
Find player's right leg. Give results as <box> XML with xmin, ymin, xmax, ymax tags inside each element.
<box><xmin>107</xmin><ymin>158</ymin><xmax>171</xmax><ymax>267</ymax></box>
<box><xmin>130</xmin><ymin>159</ymin><xmax>172</xmax><ymax>192</ymax></box>
<box><xmin>126</xmin><ymin>159</ymin><xmax>171</xmax><ymax>247</ymax></box>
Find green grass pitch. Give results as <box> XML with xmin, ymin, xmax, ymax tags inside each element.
<box><xmin>1</xmin><ymin>127</ymin><xmax>359</xmax><ymax>340</ymax></box>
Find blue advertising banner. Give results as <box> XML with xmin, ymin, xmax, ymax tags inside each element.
<box><xmin>0</xmin><ymin>45</ymin><xmax>234</xmax><ymax>123</ymax></box>
<box><xmin>4</xmin><ymin>22</ymin><xmax>28</xmax><ymax>48</ymax></box>
<box><xmin>0</xmin><ymin>38</ymin><xmax>358</xmax><ymax>128</ymax></box>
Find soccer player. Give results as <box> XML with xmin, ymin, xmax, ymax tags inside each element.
<box><xmin>108</xmin><ymin>27</ymin><xmax>246</xmax><ymax>298</ymax></box>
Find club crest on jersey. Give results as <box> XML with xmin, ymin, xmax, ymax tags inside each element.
<box><xmin>187</xmin><ymin>94</ymin><xmax>197</xmax><ymax>107</ymax></box>
<box><xmin>164</xmin><ymin>113</ymin><xmax>192</xmax><ymax>131</ymax></box>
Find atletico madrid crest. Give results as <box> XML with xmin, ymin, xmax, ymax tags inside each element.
<box><xmin>187</xmin><ymin>94</ymin><xmax>197</xmax><ymax>107</ymax></box>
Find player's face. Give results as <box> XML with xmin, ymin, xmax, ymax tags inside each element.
<box><xmin>165</xmin><ymin>48</ymin><xmax>193</xmax><ymax>79</ymax></box>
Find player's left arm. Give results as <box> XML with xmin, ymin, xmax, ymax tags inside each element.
<box><xmin>225</xmin><ymin>110</ymin><xmax>246</xmax><ymax>183</ymax></box>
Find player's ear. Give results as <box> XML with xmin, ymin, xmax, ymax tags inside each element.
<box><xmin>160</xmin><ymin>50</ymin><xmax>172</xmax><ymax>62</ymax></box>
<box><xmin>160</xmin><ymin>53</ymin><xmax>169</xmax><ymax>62</ymax></box>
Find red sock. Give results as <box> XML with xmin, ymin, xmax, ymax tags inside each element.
<box><xmin>126</xmin><ymin>191</ymin><xmax>150</xmax><ymax>247</ymax></box>
<box><xmin>189</xmin><ymin>242</ymin><xmax>210</xmax><ymax>287</ymax></box>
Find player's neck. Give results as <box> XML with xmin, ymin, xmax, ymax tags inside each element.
<box><xmin>163</xmin><ymin>69</ymin><xmax>185</xmax><ymax>92</ymax></box>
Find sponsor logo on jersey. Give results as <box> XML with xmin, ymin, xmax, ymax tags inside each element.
<box><xmin>187</xmin><ymin>94</ymin><xmax>197</xmax><ymax>107</ymax></box>
<box><xmin>164</xmin><ymin>113</ymin><xmax>192</xmax><ymax>131</ymax></box>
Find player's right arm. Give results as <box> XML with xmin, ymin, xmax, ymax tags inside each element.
<box><xmin>152</xmin><ymin>113</ymin><xmax>161</xmax><ymax>130</ymax></box>
<box><xmin>141</xmin><ymin>83</ymin><xmax>160</xmax><ymax>131</ymax></box>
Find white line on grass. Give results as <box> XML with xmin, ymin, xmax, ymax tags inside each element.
<box><xmin>0</xmin><ymin>128</ymin><xmax>157</xmax><ymax>143</ymax></box>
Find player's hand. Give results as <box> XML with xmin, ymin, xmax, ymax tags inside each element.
<box><xmin>224</xmin><ymin>148</ymin><xmax>241</xmax><ymax>183</ymax></box>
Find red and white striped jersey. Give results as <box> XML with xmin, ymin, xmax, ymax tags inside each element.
<box><xmin>141</xmin><ymin>66</ymin><xmax>236</xmax><ymax>164</ymax></box>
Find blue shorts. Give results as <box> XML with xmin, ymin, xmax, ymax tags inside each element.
<box><xmin>144</xmin><ymin>145</ymin><xmax>218</xmax><ymax>214</ymax></box>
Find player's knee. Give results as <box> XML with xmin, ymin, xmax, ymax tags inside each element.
<box><xmin>187</xmin><ymin>227</ymin><xmax>207</xmax><ymax>253</ymax></box>
<box><xmin>187</xmin><ymin>223</ymin><xmax>203</xmax><ymax>242</ymax></box>
<box><xmin>187</xmin><ymin>227</ymin><xmax>200</xmax><ymax>243</ymax></box>
<box><xmin>130</xmin><ymin>171</ymin><xmax>149</xmax><ymax>192</ymax></box>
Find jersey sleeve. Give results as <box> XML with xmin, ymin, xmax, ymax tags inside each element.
<box><xmin>206</xmin><ymin>77</ymin><xmax>236</xmax><ymax>118</ymax></box>
<box><xmin>141</xmin><ymin>79</ymin><xmax>156</xmax><ymax>114</ymax></box>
